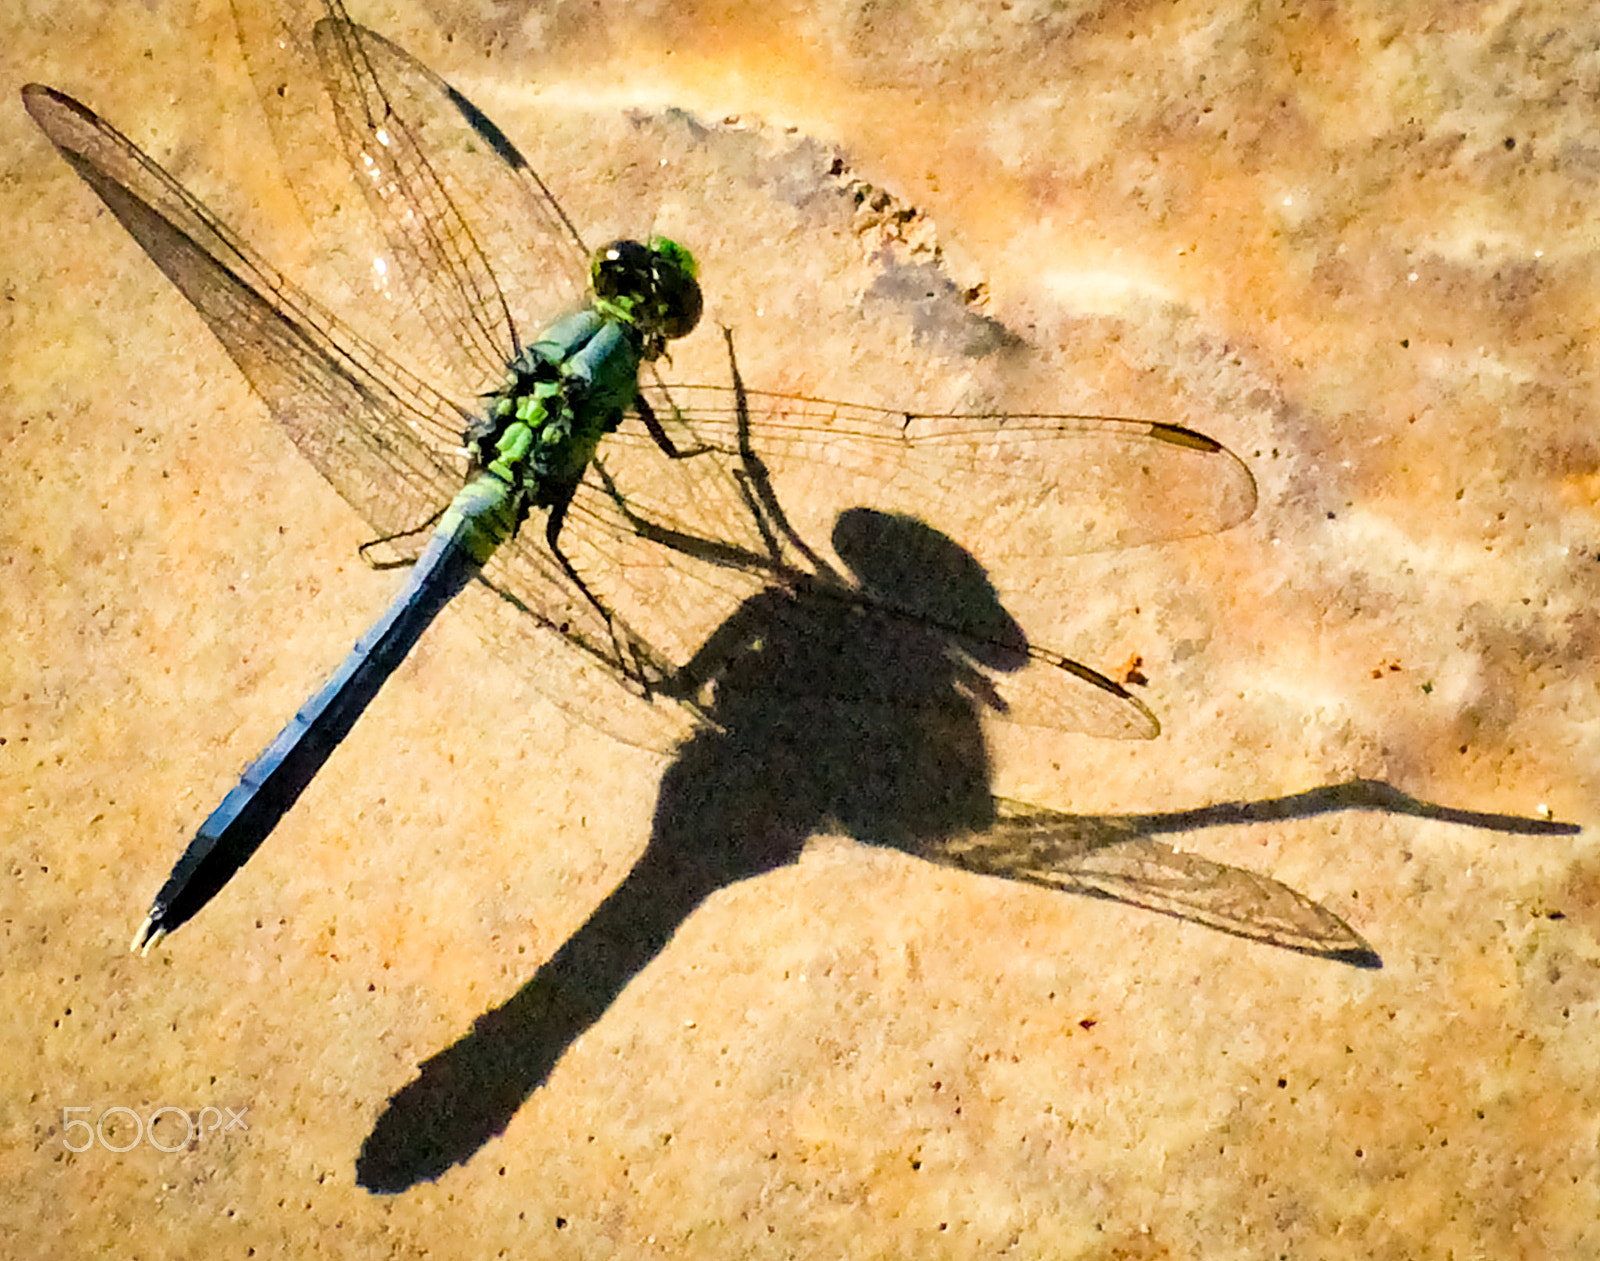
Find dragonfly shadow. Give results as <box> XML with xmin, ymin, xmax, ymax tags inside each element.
<box><xmin>354</xmin><ymin>503</ymin><xmax>1576</xmax><ymax>1193</ymax></box>
<box><xmin>356</xmin><ymin>509</ymin><xmax>1017</xmax><ymax>1191</ymax></box>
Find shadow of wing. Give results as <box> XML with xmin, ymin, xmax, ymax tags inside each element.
<box><xmin>919</xmin><ymin>799</ymin><xmax>1381</xmax><ymax>966</ymax></box>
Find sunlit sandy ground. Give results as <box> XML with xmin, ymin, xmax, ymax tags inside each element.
<box><xmin>3</xmin><ymin>1</ymin><xmax>1596</xmax><ymax>1255</ymax></box>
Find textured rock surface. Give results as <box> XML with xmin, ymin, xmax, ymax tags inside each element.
<box><xmin>4</xmin><ymin>1</ymin><xmax>1595</xmax><ymax>1255</ymax></box>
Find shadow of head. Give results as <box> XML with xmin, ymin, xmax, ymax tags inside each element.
<box><xmin>831</xmin><ymin>506</ymin><xmax>1028</xmax><ymax>673</ymax></box>
<box><xmin>659</xmin><ymin>508</ymin><xmax>1032</xmax><ymax>873</ymax></box>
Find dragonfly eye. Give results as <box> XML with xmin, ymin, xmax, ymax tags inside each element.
<box><xmin>591</xmin><ymin>239</ymin><xmax>654</xmax><ymax>305</ymax></box>
<box><xmin>646</xmin><ymin>235</ymin><xmax>701</xmax><ymax>340</ymax></box>
<box><xmin>652</xmin><ymin>257</ymin><xmax>703</xmax><ymax>341</ymax></box>
<box><xmin>591</xmin><ymin>238</ymin><xmax>702</xmax><ymax>343</ymax></box>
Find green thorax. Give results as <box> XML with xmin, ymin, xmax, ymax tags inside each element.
<box><xmin>487</xmin><ymin>307</ymin><xmax>645</xmax><ymax>490</ymax></box>
<box><xmin>436</xmin><ymin>308</ymin><xmax>641</xmax><ymax>565</ymax></box>
<box><xmin>440</xmin><ymin>236</ymin><xmax>701</xmax><ymax>566</ymax></box>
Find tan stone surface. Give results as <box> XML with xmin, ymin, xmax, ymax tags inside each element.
<box><xmin>3</xmin><ymin>0</ymin><xmax>1595</xmax><ymax>1255</ymax></box>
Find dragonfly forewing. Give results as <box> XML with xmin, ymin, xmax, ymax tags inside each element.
<box><xmin>630</xmin><ymin>387</ymin><xmax>1259</xmax><ymax>563</ymax></box>
<box><xmin>231</xmin><ymin>0</ymin><xmax>590</xmax><ymax>396</ymax></box>
<box><xmin>21</xmin><ymin>85</ymin><xmax>465</xmax><ymax>545</ymax></box>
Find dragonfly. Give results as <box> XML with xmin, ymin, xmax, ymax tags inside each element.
<box><xmin>23</xmin><ymin>1</ymin><xmax>1303</xmax><ymax>958</ymax></box>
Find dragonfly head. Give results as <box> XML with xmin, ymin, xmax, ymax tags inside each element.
<box><xmin>591</xmin><ymin>237</ymin><xmax>703</xmax><ymax>358</ymax></box>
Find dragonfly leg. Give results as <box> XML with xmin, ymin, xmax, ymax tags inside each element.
<box><xmin>717</xmin><ymin>324</ymin><xmax>833</xmax><ymax>578</ymax></box>
<box><xmin>542</xmin><ymin>478</ymin><xmax>664</xmax><ymax>696</ymax></box>
<box><xmin>357</xmin><ymin>506</ymin><xmax>449</xmax><ymax>570</ymax></box>
<box><xmin>635</xmin><ymin>392</ymin><xmax>715</xmax><ymax>459</ymax></box>
<box><xmin>544</xmin><ymin>480</ymin><xmax>613</xmax><ymax>626</ymax></box>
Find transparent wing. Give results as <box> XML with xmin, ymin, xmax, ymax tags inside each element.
<box><xmin>230</xmin><ymin>0</ymin><xmax>589</xmax><ymax>395</ymax></box>
<box><xmin>637</xmin><ymin>386</ymin><xmax>1259</xmax><ymax>558</ymax></box>
<box><xmin>23</xmin><ymin>85</ymin><xmax>465</xmax><ymax>543</ymax></box>
<box><xmin>543</xmin><ymin>384</ymin><xmax>1257</xmax><ymax>741</ymax></box>
<box><xmin>920</xmin><ymin>800</ymin><xmax>1379</xmax><ymax>964</ymax></box>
